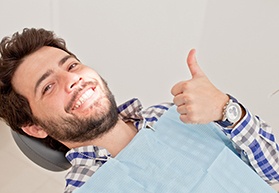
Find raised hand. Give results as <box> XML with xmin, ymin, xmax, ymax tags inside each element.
<box><xmin>171</xmin><ymin>49</ymin><xmax>229</xmax><ymax>124</ymax></box>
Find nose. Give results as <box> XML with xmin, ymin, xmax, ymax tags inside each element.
<box><xmin>63</xmin><ymin>72</ymin><xmax>83</xmax><ymax>93</ymax></box>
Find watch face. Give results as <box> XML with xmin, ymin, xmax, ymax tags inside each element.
<box><xmin>227</xmin><ymin>103</ymin><xmax>241</xmax><ymax>122</ymax></box>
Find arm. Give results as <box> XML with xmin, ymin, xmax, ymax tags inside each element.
<box><xmin>224</xmin><ymin>107</ymin><xmax>279</xmax><ymax>183</ymax></box>
<box><xmin>171</xmin><ymin>49</ymin><xmax>279</xmax><ymax>183</ymax></box>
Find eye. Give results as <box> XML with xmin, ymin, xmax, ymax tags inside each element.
<box><xmin>68</xmin><ymin>63</ymin><xmax>79</xmax><ymax>71</ymax></box>
<box><xmin>42</xmin><ymin>84</ymin><xmax>53</xmax><ymax>95</ymax></box>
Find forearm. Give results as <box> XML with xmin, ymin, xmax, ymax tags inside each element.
<box><xmin>222</xmin><ymin>107</ymin><xmax>279</xmax><ymax>183</ymax></box>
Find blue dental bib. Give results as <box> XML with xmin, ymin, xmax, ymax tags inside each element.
<box><xmin>74</xmin><ymin>106</ymin><xmax>275</xmax><ymax>193</ymax></box>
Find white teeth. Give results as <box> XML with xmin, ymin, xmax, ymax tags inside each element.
<box><xmin>73</xmin><ymin>89</ymin><xmax>94</xmax><ymax>110</ymax></box>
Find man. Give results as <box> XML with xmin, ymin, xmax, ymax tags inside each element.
<box><xmin>0</xmin><ymin>28</ymin><xmax>278</xmax><ymax>192</ymax></box>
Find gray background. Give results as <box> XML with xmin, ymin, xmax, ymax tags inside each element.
<box><xmin>0</xmin><ymin>0</ymin><xmax>278</xmax><ymax>192</ymax></box>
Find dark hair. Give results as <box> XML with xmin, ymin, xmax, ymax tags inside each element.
<box><xmin>0</xmin><ymin>28</ymin><xmax>73</xmax><ymax>153</ymax></box>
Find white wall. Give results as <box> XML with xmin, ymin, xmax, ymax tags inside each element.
<box><xmin>56</xmin><ymin>0</ymin><xmax>208</xmax><ymax>107</ymax></box>
<box><xmin>199</xmin><ymin>0</ymin><xmax>279</xmax><ymax>135</ymax></box>
<box><xmin>0</xmin><ymin>0</ymin><xmax>279</xmax><ymax>192</ymax></box>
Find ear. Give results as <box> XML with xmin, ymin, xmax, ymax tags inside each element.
<box><xmin>21</xmin><ymin>125</ymin><xmax>48</xmax><ymax>138</ymax></box>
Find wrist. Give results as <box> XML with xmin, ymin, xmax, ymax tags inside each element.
<box><xmin>215</xmin><ymin>94</ymin><xmax>243</xmax><ymax>128</ymax></box>
<box><xmin>216</xmin><ymin>93</ymin><xmax>230</xmax><ymax>121</ymax></box>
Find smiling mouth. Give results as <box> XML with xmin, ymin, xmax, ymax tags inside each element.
<box><xmin>72</xmin><ymin>88</ymin><xmax>95</xmax><ymax>110</ymax></box>
<box><xmin>65</xmin><ymin>81</ymin><xmax>99</xmax><ymax>113</ymax></box>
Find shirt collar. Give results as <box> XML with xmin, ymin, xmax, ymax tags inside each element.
<box><xmin>66</xmin><ymin>145</ymin><xmax>111</xmax><ymax>165</ymax></box>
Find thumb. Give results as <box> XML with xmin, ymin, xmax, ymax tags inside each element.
<box><xmin>187</xmin><ymin>49</ymin><xmax>205</xmax><ymax>78</ymax></box>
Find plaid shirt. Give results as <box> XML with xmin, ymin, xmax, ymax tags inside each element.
<box><xmin>64</xmin><ymin>98</ymin><xmax>279</xmax><ymax>193</ymax></box>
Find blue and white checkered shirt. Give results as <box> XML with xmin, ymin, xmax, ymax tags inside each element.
<box><xmin>64</xmin><ymin>98</ymin><xmax>279</xmax><ymax>193</ymax></box>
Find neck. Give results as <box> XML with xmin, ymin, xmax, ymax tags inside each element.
<box><xmin>63</xmin><ymin>119</ymin><xmax>138</xmax><ymax>157</ymax></box>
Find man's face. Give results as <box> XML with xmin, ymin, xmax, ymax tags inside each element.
<box><xmin>12</xmin><ymin>46</ymin><xmax>118</xmax><ymax>142</ymax></box>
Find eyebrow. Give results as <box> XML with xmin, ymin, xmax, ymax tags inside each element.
<box><xmin>34</xmin><ymin>69</ymin><xmax>53</xmax><ymax>96</ymax></box>
<box><xmin>58</xmin><ymin>55</ymin><xmax>75</xmax><ymax>66</ymax></box>
<box><xmin>34</xmin><ymin>54</ymin><xmax>75</xmax><ymax>95</ymax></box>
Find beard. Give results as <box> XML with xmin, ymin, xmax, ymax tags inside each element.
<box><xmin>34</xmin><ymin>78</ymin><xmax>119</xmax><ymax>143</ymax></box>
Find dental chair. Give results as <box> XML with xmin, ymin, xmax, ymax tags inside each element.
<box><xmin>11</xmin><ymin>129</ymin><xmax>71</xmax><ymax>171</ymax></box>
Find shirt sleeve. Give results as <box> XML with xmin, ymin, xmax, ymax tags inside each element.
<box><xmin>141</xmin><ymin>102</ymin><xmax>174</xmax><ymax>128</ymax></box>
<box><xmin>221</xmin><ymin>106</ymin><xmax>279</xmax><ymax>184</ymax></box>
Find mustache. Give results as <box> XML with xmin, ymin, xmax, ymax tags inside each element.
<box><xmin>65</xmin><ymin>81</ymin><xmax>98</xmax><ymax>113</ymax></box>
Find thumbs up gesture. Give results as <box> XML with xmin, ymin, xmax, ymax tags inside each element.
<box><xmin>171</xmin><ymin>49</ymin><xmax>229</xmax><ymax>124</ymax></box>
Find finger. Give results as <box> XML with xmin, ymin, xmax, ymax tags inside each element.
<box><xmin>187</xmin><ymin>49</ymin><xmax>205</xmax><ymax>78</ymax></box>
<box><xmin>176</xmin><ymin>104</ymin><xmax>188</xmax><ymax>115</ymax></box>
<box><xmin>179</xmin><ymin>112</ymin><xmax>199</xmax><ymax>124</ymax></box>
<box><xmin>179</xmin><ymin>114</ymin><xmax>190</xmax><ymax>124</ymax></box>
<box><xmin>173</xmin><ymin>92</ymin><xmax>189</xmax><ymax>106</ymax></box>
<box><xmin>171</xmin><ymin>81</ymin><xmax>185</xmax><ymax>96</ymax></box>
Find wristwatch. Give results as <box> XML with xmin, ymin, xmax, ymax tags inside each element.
<box><xmin>216</xmin><ymin>95</ymin><xmax>242</xmax><ymax>127</ymax></box>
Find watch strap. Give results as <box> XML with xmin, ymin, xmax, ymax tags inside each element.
<box><xmin>215</xmin><ymin>94</ymin><xmax>238</xmax><ymax>127</ymax></box>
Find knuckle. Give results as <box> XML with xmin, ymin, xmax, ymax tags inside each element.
<box><xmin>181</xmin><ymin>82</ymin><xmax>190</xmax><ymax>91</ymax></box>
<box><xmin>186</xmin><ymin>105</ymin><xmax>194</xmax><ymax>113</ymax></box>
<box><xmin>182</xmin><ymin>95</ymin><xmax>189</xmax><ymax>102</ymax></box>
